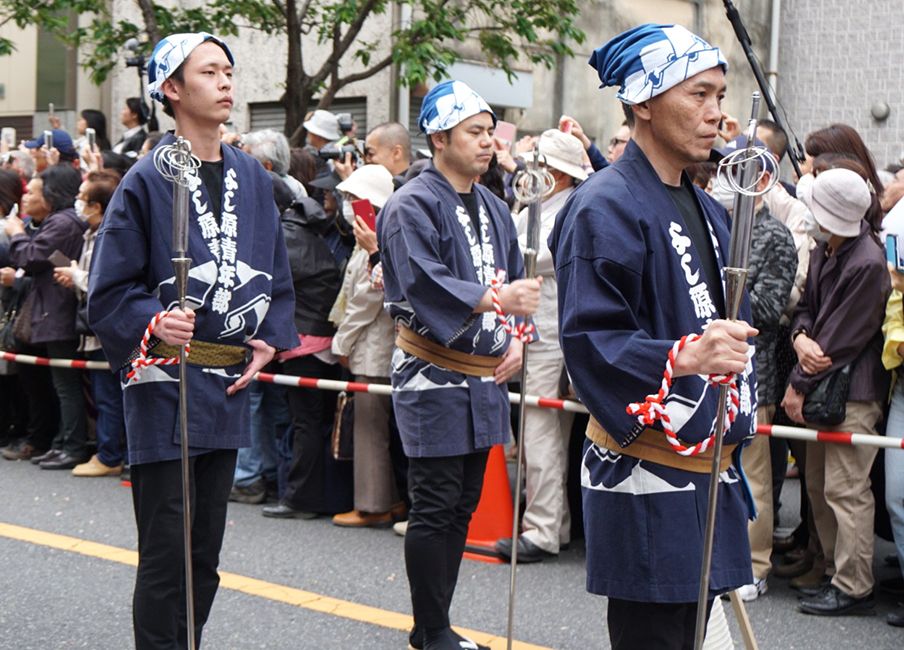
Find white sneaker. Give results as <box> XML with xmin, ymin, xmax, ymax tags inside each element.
<box><xmin>393</xmin><ymin>520</ymin><xmax>408</xmax><ymax>537</ymax></box>
<box><xmin>736</xmin><ymin>577</ymin><xmax>768</xmax><ymax>602</ymax></box>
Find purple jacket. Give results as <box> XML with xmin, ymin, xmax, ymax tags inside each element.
<box><xmin>790</xmin><ymin>221</ymin><xmax>890</xmax><ymax>402</ymax></box>
<box><xmin>9</xmin><ymin>208</ymin><xmax>87</xmax><ymax>344</ymax></box>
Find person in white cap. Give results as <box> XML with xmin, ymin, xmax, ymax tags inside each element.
<box><xmin>378</xmin><ymin>80</ymin><xmax>540</xmax><ymax>650</ymax></box>
<box><xmin>782</xmin><ymin>164</ymin><xmax>890</xmax><ymax>616</ymax></box>
<box><xmin>496</xmin><ymin>129</ymin><xmax>587</xmax><ymax>564</ymax></box>
<box><xmin>88</xmin><ymin>32</ymin><xmax>296</xmax><ymax>648</ymax></box>
<box><xmin>328</xmin><ymin>164</ymin><xmax>406</xmax><ymax>528</ymax></box>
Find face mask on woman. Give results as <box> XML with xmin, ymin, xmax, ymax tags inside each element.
<box><xmin>74</xmin><ymin>199</ymin><xmax>88</xmax><ymax>220</ymax></box>
<box><xmin>341</xmin><ymin>199</ymin><xmax>356</xmax><ymax>226</ymax></box>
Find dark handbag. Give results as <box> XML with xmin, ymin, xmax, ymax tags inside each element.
<box><xmin>0</xmin><ymin>303</ymin><xmax>18</xmax><ymax>351</ymax></box>
<box><xmin>11</xmin><ymin>291</ymin><xmax>33</xmax><ymax>346</ymax></box>
<box><xmin>330</xmin><ymin>390</ymin><xmax>354</xmax><ymax>461</ymax></box>
<box><xmin>802</xmin><ymin>364</ymin><xmax>851</xmax><ymax>426</ymax></box>
<box><xmin>74</xmin><ymin>299</ymin><xmax>92</xmax><ymax>336</ymax></box>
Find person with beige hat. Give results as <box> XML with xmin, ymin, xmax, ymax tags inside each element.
<box><xmin>329</xmin><ymin>164</ymin><xmax>407</xmax><ymax>529</ymax></box>
<box><xmin>496</xmin><ymin>129</ymin><xmax>587</xmax><ymax>564</ymax></box>
<box><xmin>782</xmin><ymin>165</ymin><xmax>891</xmax><ymax>616</ymax></box>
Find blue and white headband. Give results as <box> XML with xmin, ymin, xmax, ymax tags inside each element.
<box><xmin>418</xmin><ymin>80</ymin><xmax>496</xmax><ymax>134</ymax></box>
<box><xmin>147</xmin><ymin>32</ymin><xmax>235</xmax><ymax>103</ymax></box>
<box><xmin>589</xmin><ymin>24</ymin><xmax>728</xmax><ymax>105</ymax></box>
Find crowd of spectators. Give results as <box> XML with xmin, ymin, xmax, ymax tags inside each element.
<box><xmin>1</xmin><ymin>101</ymin><xmax>903</xmax><ymax>629</ymax></box>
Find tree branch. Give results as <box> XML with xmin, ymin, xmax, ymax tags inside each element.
<box><xmin>309</xmin><ymin>0</ymin><xmax>381</xmax><ymax>89</ymax></box>
<box><xmin>270</xmin><ymin>0</ymin><xmax>287</xmax><ymax>20</ymax></box>
<box><xmin>133</xmin><ymin>0</ymin><xmax>161</xmax><ymax>44</ymax></box>
<box><xmin>336</xmin><ymin>51</ymin><xmax>394</xmax><ymax>87</ymax></box>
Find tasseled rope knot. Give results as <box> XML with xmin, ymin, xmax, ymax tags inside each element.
<box><xmin>126</xmin><ymin>311</ymin><xmax>190</xmax><ymax>383</ymax></box>
<box><xmin>625</xmin><ymin>334</ymin><xmax>739</xmax><ymax>457</ymax></box>
<box><xmin>489</xmin><ymin>270</ymin><xmax>535</xmax><ymax>343</ymax></box>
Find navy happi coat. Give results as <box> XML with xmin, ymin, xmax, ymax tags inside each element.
<box><xmin>550</xmin><ymin>141</ymin><xmax>757</xmax><ymax>602</ymax></box>
<box><xmin>88</xmin><ymin>135</ymin><xmax>296</xmax><ymax>465</ymax></box>
<box><xmin>378</xmin><ymin>163</ymin><xmax>524</xmax><ymax>457</ymax></box>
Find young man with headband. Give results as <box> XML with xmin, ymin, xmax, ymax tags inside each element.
<box><xmin>88</xmin><ymin>33</ymin><xmax>296</xmax><ymax>648</ymax></box>
<box><xmin>378</xmin><ymin>80</ymin><xmax>541</xmax><ymax>650</ymax></box>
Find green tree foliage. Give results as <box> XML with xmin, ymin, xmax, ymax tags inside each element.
<box><xmin>1</xmin><ymin>0</ymin><xmax>584</xmax><ymax>141</ymax></box>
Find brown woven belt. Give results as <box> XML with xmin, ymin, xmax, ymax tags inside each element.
<box><xmin>586</xmin><ymin>416</ymin><xmax>736</xmax><ymax>474</ymax></box>
<box><xmin>396</xmin><ymin>326</ymin><xmax>501</xmax><ymax>377</ymax></box>
<box><xmin>153</xmin><ymin>340</ymin><xmax>247</xmax><ymax>368</ymax></box>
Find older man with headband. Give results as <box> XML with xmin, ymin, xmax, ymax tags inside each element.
<box><xmin>88</xmin><ymin>32</ymin><xmax>296</xmax><ymax>648</ymax></box>
<box><xmin>550</xmin><ymin>24</ymin><xmax>758</xmax><ymax>648</ymax></box>
<box><xmin>378</xmin><ymin>80</ymin><xmax>540</xmax><ymax>650</ymax></box>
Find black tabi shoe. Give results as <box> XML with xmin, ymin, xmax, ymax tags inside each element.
<box><xmin>494</xmin><ymin>535</ymin><xmax>557</xmax><ymax>564</ymax></box>
<box><xmin>421</xmin><ymin>627</ymin><xmax>490</xmax><ymax>650</ymax></box>
<box><xmin>798</xmin><ymin>585</ymin><xmax>875</xmax><ymax>616</ymax></box>
<box><xmin>261</xmin><ymin>503</ymin><xmax>319</xmax><ymax>519</ymax></box>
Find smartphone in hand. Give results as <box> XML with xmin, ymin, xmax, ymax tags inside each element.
<box><xmin>886</xmin><ymin>234</ymin><xmax>904</xmax><ymax>271</ymax></box>
<box><xmin>86</xmin><ymin>128</ymin><xmax>96</xmax><ymax>151</ymax></box>
<box><xmin>351</xmin><ymin>199</ymin><xmax>377</xmax><ymax>232</ymax></box>
<box><xmin>48</xmin><ymin>249</ymin><xmax>71</xmax><ymax>268</ymax></box>
<box><xmin>44</xmin><ymin>130</ymin><xmax>53</xmax><ymax>151</ymax></box>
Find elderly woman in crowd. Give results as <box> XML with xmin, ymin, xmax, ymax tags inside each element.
<box><xmin>782</xmin><ymin>161</ymin><xmax>890</xmax><ymax>616</ymax></box>
<box><xmin>329</xmin><ymin>163</ymin><xmax>403</xmax><ymax>528</ymax></box>
<box><xmin>4</xmin><ymin>164</ymin><xmax>88</xmax><ymax>469</ymax></box>
<box><xmin>54</xmin><ymin>170</ymin><xmax>125</xmax><ymax>477</ymax></box>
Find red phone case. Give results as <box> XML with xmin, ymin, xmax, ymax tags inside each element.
<box><xmin>352</xmin><ymin>199</ymin><xmax>377</xmax><ymax>231</ymax></box>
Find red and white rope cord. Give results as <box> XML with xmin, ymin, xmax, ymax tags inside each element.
<box><xmin>489</xmin><ymin>270</ymin><xmax>535</xmax><ymax>344</ymax></box>
<box><xmin>626</xmin><ymin>334</ymin><xmax>739</xmax><ymax>457</ymax></box>
<box><xmin>125</xmin><ymin>311</ymin><xmax>189</xmax><ymax>383</ymax></box>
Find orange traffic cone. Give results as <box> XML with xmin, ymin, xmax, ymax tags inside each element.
<box><xmin>464</xmin><ymin>444</ymin><xmax>514</xmax><ymax>563</ymax></box>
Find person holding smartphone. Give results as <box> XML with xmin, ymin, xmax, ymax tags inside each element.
<box><xmin>328</xmin><ymin>164</ymin><xmax>402</xmax><ymax>529</ymax></box>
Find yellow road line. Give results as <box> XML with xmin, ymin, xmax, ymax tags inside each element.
<box><xmin>0</xmin><ymin>522</ymin><xmax>553</xmax><ymax>650</ymax></box>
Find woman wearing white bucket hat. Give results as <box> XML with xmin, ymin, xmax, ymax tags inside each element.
<box><xmin>496</xmin><ymin>128</ymin><xmax>587</xmax><ymax>564</ymax></box>
<box><xmin>330</xmin><ymin>164</ymin><xmax>405</xmax><ymax>529</ymax></box>
<box><xmin>783</xmin><ymin>164</ymin><xmax>891</xmax><ymax>616</ymax></box>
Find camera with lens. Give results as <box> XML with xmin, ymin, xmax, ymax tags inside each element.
<box><xmin>336</xmin><ymin>113</ymin><xmax>355</xmax><ymax>135</ymax></box>
<box><xmin>318</xmin><ymin>142</ymin><xmax>361</xmax><ymax>164</ymax></box>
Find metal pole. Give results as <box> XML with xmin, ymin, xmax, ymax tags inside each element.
<box><xmin>157</xmin><ymin>137</ymin><xmax>198</xmax><ymax>650</ymax></box>
<box><xmin>505</xmin><ymin>147</ymin><xmax>548</xmax><ymax>650</ymax></box>
<box><xmin>693</xmin><ymin>93</ymin><xmax>769</xmax><ymax>650</ymax></box>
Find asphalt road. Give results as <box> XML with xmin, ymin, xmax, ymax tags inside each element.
<box><xmin>0</xmin><ymin>456</ymin><xmax>901</xmax><ymax>649</ymax></box>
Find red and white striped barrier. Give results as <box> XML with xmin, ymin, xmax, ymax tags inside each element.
<box><xmin>3</xmin><ymin>351</ymin><xmax>903</xmax><ymax>450</ymax></box>
<box><xmin>756</xmin><ymin>423</ymin><xmax>904</xmax><ymax>450</ymax></box>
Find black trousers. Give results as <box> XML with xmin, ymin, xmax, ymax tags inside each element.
<box><xmin>131</xmin><ymin>449</ymin><xmax>237</xmax><ymax>650</ymax></box>
<box><xmin>15</xmin><ymin>342</ymin><xmax>58</xmax><ymax>450</ymax></box>
<box><xmin>607</xmin><ymin>598</ymin><xmax>714</xmax><ymax>650</ymax></box>
<box><xmin>405</xmin><ymin>451</ymin><xmax>488</xmax><ymax>630</ymax></box>
<box><xmin>281</xmin><ymin>355</ymin><xmax>340</xmax><ymax>512</ymax></box>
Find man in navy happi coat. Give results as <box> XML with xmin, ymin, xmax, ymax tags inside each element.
<box><xmin>550</xmin><ymin>24</ymin><xmax>759</xmax><ymax>649</ymax></box>
<box><xmin>378</xmin><ymin>80</ymin><xmax>541</xmax><ymax>650</ymax></box>
<box><xmin>88</xmin><ymin>33</ymin><xmax>295</xmax><ymax>648</ymax></box>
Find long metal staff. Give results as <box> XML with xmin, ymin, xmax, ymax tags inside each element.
<box><xmin>692</xmin><ymin>92</ymin><xmax>778</xmax><ymax>650</ymax></box>
<box><xmin>505</xmin><ymin>147</ymin><xmax>555</xmax><ymax>650</ymax></box>
<box><xmin>154</xmin><ymin>137</ymin><xmax>201</xmax><ymax>650</ymax></box>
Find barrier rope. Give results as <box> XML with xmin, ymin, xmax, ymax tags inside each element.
<box><xmin>1</xmin><ymin>350</ymin><xmax>902</xmax><ymax>450</ymax></box>
<box><xmin>490</xmin><ymin>270</ymin><xmax>535</xmax><ymax>344</ymax></box>
<box><xmin>125</xmin><ymin>311</ymin><xmax>188</xmax><ymax>383</ymax></box>
<box><xmin>625</xmin><ymin>334</ymin><xmax>739</xmax><ymax>457</ymax></box>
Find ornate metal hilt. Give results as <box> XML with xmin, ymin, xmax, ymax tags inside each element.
<box><xmin>512</xmin><ymin>145</ymin><xmax>556</xmax><ymax>205</ymax></box>
<box><xmin>154</xmin><ymin>137</ymin><xmax>200</xmax><ymax>257</ymax></box>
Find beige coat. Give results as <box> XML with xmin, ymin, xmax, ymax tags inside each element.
<box><xmin>331</xmin><ymin>247</ymin><xmax>394</xmax><ymax>377</ymax></box>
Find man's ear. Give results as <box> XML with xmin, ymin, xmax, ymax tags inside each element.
<box><xmin>162</xmin><ymin>77</ymin><xmax>181</xmax><ymax>107</ymax></box>
<box><xmin>429</xmin><ymin>131</ymin><xmax>446</xmax><ymax>153</ymax></box>
<box><xmin>631</xmin><ymin>100</ymin><xmax>652</xmax><ymax>123</ymax></box>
